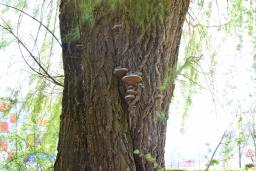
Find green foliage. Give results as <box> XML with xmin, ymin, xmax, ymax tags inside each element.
<box><xmin>77</xmin><ymin>0</ymin><xmax>168</xmax><ymax>28</ymax></box>
<box><xmin>78</xmin><ymin>0</ymin><xmax>101</xmax><ymax>26</ymax></box>
<box><xmin>245</xmin><ymin>163</ymin><xmax>255</xmax><ymax>169</ymax></box>
<box><xmin>0</xmin><ymin>23</ymin><xmax>13</xmax><ymax>48</ymax></box>
<box><xmin>133</xmin><ymin>149</ymin><xmax>140</xmax><ymax>155</ymax></box>
<box><xmin>155</xmin><ymin>111</ymin><xmax>167</xmax><ymax>123</ymax></box>
<box><xmin>61</xmin><ymin>26</ymin><xmax>80</xmax><ymax>43</ymax></box>
<box><xmin>170</xmin><ymin>0</ymin><xmax>256</xmax><ymax>127</ymax></box>
<box><xmin>0</xmin><ymin>39</ymin><xmax>10</xmax><ymax>49</ymax></box>
<box><xmin>133</xmin><ymin>150</ymin><xmax>163</xmax><ymax>170</ymax></box>
<box><xmin>253</xmin><ymin>39</ymin><xmax>256</xmax><ymax>71</ymax></box>
<box><xmin>144</xmin><ymin>153</ymin><xmax>155</xmax><ymax>162</ymax></box>
<box><xmin>160</xmin><ymin>56</ymin><xmax>198</xmax><ymax>92</ymax></box>
<box><xmin>236</xmin><ymin>131</ymin><xmax>248</xmax><ymax>145</ymax></box>
<box><xmin>220</xmin><ymin>133</ymin><xmax>235</xmax><ymax>165</ymax></box>
<box><xmin>247</xmin><ymin>6</ymin><xmax>254</xmax><ymax>36</ymax></box>
<box><xmin>224</xmin><ymin>0</ymin><xmax>244</xmax><ymax>32</ymax></box>
<box><xmin>15</xmin><ymin>0</ymin><xmax>26</xmax><ymax>9</ymax></box>
<box><xmin>124</xmin><ymin>0</ymin><xmax>167</xmax><ymax>28</ymax></box>
<box><xmin>209</xmin><ymin>159</ymin><xmax>220</xmax><ymax>166</ymax></box>
<box><xmin>0</xmin><ymin>0</ymin><xmax>62</xmax><ymax>169</ymax></box>
<box><xmin>0</xmin><ymin>81</ymin><xmax>62</xmax><ymax>170</ymax></box>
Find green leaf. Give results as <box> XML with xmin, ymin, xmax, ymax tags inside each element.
<box><xmin>155</xmin><ymin>111</ymin><xmax>167</xmax><ymax>123</ymax></box>
<box><xmin>210</xmin><ymin>159</ymin><xmax>220</xmax><ymax>165</ymax></box>
<box><xmin>133</xmin><ymin>149</ymin><xmax>140</xmax><ymax>155</ymax></box>
<box><xmin>153</xmin><ymin>162</ymin><xmax>158</xmax><ymax>168</ymax></box>
<box><xmin>144</xmin><ymin>153</ymin><xmax>155</xmax><ymax>162</ymax></box>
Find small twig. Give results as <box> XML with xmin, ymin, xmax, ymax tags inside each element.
<box><xmin>0</xmin><ymin>24</ymin><xmax>64</xmax><ymax>87</ymax></box>
<box><xmin>0</xmin><ymin>2</ymin><xmax>62</xmax><ymax>47</ymax></box>
<box><xmin>205</xmin><ymin>129</ymin><xmax>229</xmax><ymax>171</ymax></box>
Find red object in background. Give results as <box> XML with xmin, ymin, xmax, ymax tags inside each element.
<box><xmin>246</xmin><ymin>149</ymin><xmax>255</xmax><ymax>158</ymax></box>
<box><xmin>0</xmin><ymin>102</ymin><xmax>10</xmax><ymax>112</ymax></box>
<box><xmin>0</xmin><ymin>140</ymin><xmax>8</xmax><ymax>151</ymax></box>
<box><xmin>0</xmin><ymin>122</ymin><xmax>9</xmax><ymax>132</ymax></box>
<box><xmin>180</xmin><ymin>160</ymin><xmax>195</xmax><ymax>167</ymax></box>
<box><xmin>9</xmin><ymin>113</ymin><xmax>17</xmax><ymax>123</ymax></box>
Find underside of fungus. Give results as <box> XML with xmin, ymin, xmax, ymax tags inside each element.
<box><xmin>125</xmin><ymin>94</ymin><xmax>135</xmax><ymax>101</ymax></box>
<box><xmin>126</xmin><ymin>89</ymin><xmax>137</xmax><ymax>96</ymax></box>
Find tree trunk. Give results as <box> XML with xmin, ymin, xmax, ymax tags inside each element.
<box><xmin>55</xmin><ymin>1</ymin><xmax>189</xmax><ymax>170</ymax></box>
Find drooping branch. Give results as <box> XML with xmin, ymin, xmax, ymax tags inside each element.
<box><xmin>205</xmin><ymin>129</ymin><xmax>229</xmax><ymax>171</ymax></box>
<box><xmin>0</xmin><ymin>2</ymin><xmax>62</xmax><ymax>47</ymax></box>
<box><xmin>0</xmin><ymin>24</ymin><xmax>64</xmax><ymax>87</ymax></box>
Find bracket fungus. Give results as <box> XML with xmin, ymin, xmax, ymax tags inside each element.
<box><xmin>138</xmin><ymin>83</ymin><xmax>145</xmax><ymax>89</ymax></box>
<box><xmin>126</xmin><ymin>85</ymin><xmax>135</xmax><ymax>90</ymax></box>
<box><xmin>113</xmin><ymin>68</ymin><xmax>143</xmax><ymax>107</ymax></box>
<box><xmin>126</xmin><ymin>89</ymin><xmax>137</xmax><ymax>96</ymax></box>
<box><xmin>125</xmin><ymin>94</ymin><xmax>135</xmax><ymax>102</ymax></box>
<box><xmin>121</xmin><ymin>72</ymin><xmax>142</xmax><ymax>85</ymax></box>
<box><xmin>113</xmin><ymin>67</ymin><xmax>128</xmax><ymax>78</ymax></box>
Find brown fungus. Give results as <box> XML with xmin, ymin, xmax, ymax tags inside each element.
<box><xmin>138</xmin><ymin>83</ymin><xmax>145</xmax><ymax>88</ymax></box>
<box><xmin>122</xmin><ymin>72</ymin><xmax>142</xmax><ymax>85</ymax></box>
<box><xmin>113</xmin><ymin>67</ymin><xmax>128</xmax><ymax>77</ymax></box>
<box><xmin>126</xmin><ymin>85</ymin><xmax>135</xmax><ymax>90</ymax></box>
<box><xmin>126</xmin><ymin>89</ymin><xmax>137</xmax><ymax>95</ymax></box>
<box><xmin>125</xmin><ymin>94</ymin><xmax>135</xmax><ymax>101</ymax></box>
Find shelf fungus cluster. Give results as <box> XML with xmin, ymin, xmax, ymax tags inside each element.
<box><xmin>113</xmin><ymin>67</ymin><xmax>143</xmax><ymax>109</ymax></box>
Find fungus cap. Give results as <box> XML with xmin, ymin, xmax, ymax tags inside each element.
<box><xmin>122</xmin><ymin>74</ymin><xmax>142</xmax><ymax>85</ymax></box>
<box><xmin>127</xmin><ymin>89</ymin><xmax>137</xmax><ymax>95</ymax></box>
<box><xmin>125</xmin><ymin>94</ymin><xmax>135</xmax><ymax>101</ymax></box>
<box><xmin>113</xmin><ymin>67</ymin><xmax>128</xmax><ymax>77</ymax></box>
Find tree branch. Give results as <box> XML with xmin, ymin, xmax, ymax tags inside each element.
<box><xmin>0</xmin><ymin>24</ymin><xmax>64</xmax><ymax>87</ymax></box>
<box><xmin>0</xmin><ymin>2</ymin><xmax>62</xmax><ymax>47</ymax></box>
<box><xmin>205</xmin><ymin>129</ymin><xmax>229</xmax><ymax>171</ymax></box>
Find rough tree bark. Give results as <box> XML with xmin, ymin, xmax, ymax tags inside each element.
<box><xmin>55</xmin><ymin>1</ymin><xmax>190</xmax><ymax>170</ymax></box>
